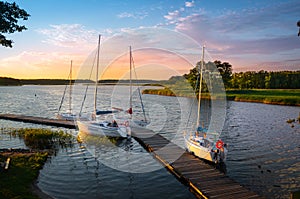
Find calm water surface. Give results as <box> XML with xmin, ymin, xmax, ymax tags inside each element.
<box><xmin>0</xmin><ymin>85</ymin><xmax>299</xmax><ymax>199</ymax></box>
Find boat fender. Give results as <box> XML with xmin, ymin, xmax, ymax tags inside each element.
<box><xmin>216</xmin><ymin>140</ymin><xmax>224</xmax><ymax>149</ymax></box>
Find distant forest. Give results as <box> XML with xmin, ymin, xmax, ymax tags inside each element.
<box><xmin>0</xmin><ymin>77</ymin><xmax>158</xmax><ymax>86</ymax></box>
<box><xmin>230</xmin><ymin>70</ymin><xmax>300</xmax><ymax>89</ymax></box>
<box><xmin>183</xmin><ymin>60</ymin><xmax>300</xmax><ymax>90</ymax></box>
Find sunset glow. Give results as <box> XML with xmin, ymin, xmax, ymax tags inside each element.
<box><xmin>1</xmin><ymin>0</ymin><xmax>299</xmax><ymax>80</ymax></box>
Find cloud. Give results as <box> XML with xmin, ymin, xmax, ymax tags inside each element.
<box><xmin>36</xmin><ymin>24</ymin><xmax>98</xmax><ymax>49</ymax></box>
<box><xmin>118</xmin><ymin>12</ymin><xmax>134</xmax><ymax>18</ymax></box>
<box><xmin>117</xmin><ymin>11</ymin><xmax>148</xmax><ymax>19</ymax></box>
<box><xmin>185</xmin><ymin>1</ymin><xmax>194</xmax><ymax>8</ymax></box>
<box><xmin>164</xmin><ymin>10</ymin><xmax>180</xmax><ymax>21</ymax></box>
<box><xmin>173</xmin><ymin>1</ymin><xmax>300</xmax><ymax>70</ymax></box>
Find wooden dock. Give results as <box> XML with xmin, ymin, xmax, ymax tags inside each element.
<box><xmin>131</xmin><ymin>127</ymin><xmax>264</xmax><ymax>199</ymax></box>
<box><xmin>0</xmin><ymin>113</ymin><xmax>264</xmax><ymax>198</ymax></box>
<box><xmin>0</xmin><ymin>114</ymin><xmax>76</xmax><ymax>129</ymax></box>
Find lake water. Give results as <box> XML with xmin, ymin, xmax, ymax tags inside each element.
<box><xmin>0</xmin><ymin>85</ymin><xmax>299</xmax><ymax>199</ymax></box>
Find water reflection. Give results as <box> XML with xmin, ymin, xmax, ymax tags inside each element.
<box><xmin>77</xmin><ymin>131</ymin><xmax>164</xmax><ymax>173</ymax></box>
<box><xmin>37</xmin><ymin>132</ymin><xmax>195</xmax><ymax>199</ymax></box>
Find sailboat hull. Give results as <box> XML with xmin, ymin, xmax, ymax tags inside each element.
<box><xmin>184</xmin><ymin>136</ymin><xmax>216</xmax><ymax>163</ymax></box>
<box><xmin>57</xmin><ymin>113</ymin><xmax>77</xmax><ymax>121</ymax></box>
<box><xmin>77</xmin><ymin>121</ymin><xmax>127</xmax><ymax>138</ymax></box>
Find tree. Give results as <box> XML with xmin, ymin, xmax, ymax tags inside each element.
<box><xmin>183</xmin><ymin>65</ymin><xmax>198</xmax><ymax>90</ymax></box>
<box><xmin>184</xmin><ymin>60</ymin><xmax>231</xmax><ymax>93</ymax></box>
<box><xmin>214</xmin><ymin>60</ymin><xmax>232</xmax><ymax>89</ymax></box>
<box><xmin>0</xmin><ymin>1</ymin><xmax>30</xmax><ymax>47</ymax></box>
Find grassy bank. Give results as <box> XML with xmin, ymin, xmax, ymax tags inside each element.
<box><xmin>0</xmin><ymin>152</ymin><xmax>48</xmax><ymax>199</ymax></box>
<box><xmin>143</xmin><ymin>88</ymin><xmax>300</xmax><ymax>106</ymax></box>
<box><xmin>0</xmin><ymin>128</ymin><xmax>76</xmax><ymax>199</ymax></box>
<box><xmin>226</xmin><ymin>89</ymin><xmax>300</xmax><ymax>106</ymax></box>
<box><xmin>143</xmin><ymin>87</ymin><xmax>214</xmax><ymax>98</ymax></box>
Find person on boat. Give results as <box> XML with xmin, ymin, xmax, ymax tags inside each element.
<box><xmin>203</xmin><ymin>133</ymin><xmax>210</xmax><ymax>147</ymax></box>
<box><xmin>125</xmin><ymin>121</ymin><xmax>131</xmax><ymax>139</ymax></box>
<box><xmin>112</xmin><ymin>120</ymin><xmax>118</xmax><ymax>127</ymax></box>
<box><xmin>213</xmin><ymin>149</ymin><xmax>219</xmax><ymax>163</ymax></box>
<box><xmin>220</xmin><ymin>144</ymin><xmax>228</xmax><ymax>162</ymax></box>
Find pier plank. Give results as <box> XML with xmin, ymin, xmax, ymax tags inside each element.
<box><xmin>0</xmin><ymin>114</ymin><xmax>76</xmax><ymax>129</ymax></box>
<box><xmin>133</xmin><ymin>128</ymin><xmax>264</xmax><ymax>199</ymax></box>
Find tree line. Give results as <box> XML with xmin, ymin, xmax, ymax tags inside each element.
<box><xmin>184</xmin><ymin>60</ymin><xmax>300</xmax><ymax>90</ymax></box>
<box><xmin>231</xmin><ymin>70</ymin><xmax>300</xmax><ymax>89</ymax></box>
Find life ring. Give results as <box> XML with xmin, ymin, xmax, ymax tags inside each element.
<box><xmin>216</xmin><ymin>140</ymin><xmax>224</xmax><ymax>149</ymax></box>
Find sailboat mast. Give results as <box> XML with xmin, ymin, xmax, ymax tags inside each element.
<box><xmin>69</xmin><ymin>60</ymin><xmax>72</xmax><ymax>114</ymax></box>
<box><xmin>129</xmin><ymin>46</ymin><xmax>133</xmax><ymax>118</ymax></box>
<box><xmin>94</xmin><ymin>34</ymin><xmax>101</xmax><ymax>116</ymax></box>
<box><xmin>196</xmin><ymin>46</ymin><xmax>204</xmax><ymax>128</ymax></box>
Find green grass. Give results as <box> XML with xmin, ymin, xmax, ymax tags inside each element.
<box><xmin>0</xmin><ymin>152</ymin><xmax>48</xmax><ymax>199</ymax></box>
<box><xmin>226</xmin><ymin>89</ymin><xmax>300</xmax><ymax>106</ymax></box>
<box><xmin>143</xmin><ymin>87</ymin><xmax>300</xmax><ymax>106</ymax></box>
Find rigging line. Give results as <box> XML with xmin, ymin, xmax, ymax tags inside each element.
<box><xmin>185</xmin><ymin>73</ymin><xmax>200</xmax><ymax>131</ymax></box>
<box><xmin>94</xmin><ymin>35</ymin><xmax>101</xmax><ymax>117</ymax></box>
<box><xmin>131</xmin><ymin>49</ymin><xmax>147</xmax><ymax>122</ymax></box>
<box><xmin>69</xmin><ymin>60</ymin><xmax>73</xmax><ymax>114</ymax></box>
<box><xmin>129</xmin><ymin>46</ymin><xmax>132</xmax><ymax>118</ymax></box>
<box><xmin>58</xmin><ymin>72</ymin><xmax>71</xmax><ymax>113</ymax></box>
<box><xmin>196</xmin><ymin>46</ymin><xmax>204</xmax><ymax>128</ymax></box>
<box><xmin>79</xmin><ymin>48</ymin><xmax>98</xmax><ymax>116</ymax></box>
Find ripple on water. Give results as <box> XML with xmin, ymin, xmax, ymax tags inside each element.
<box><xmin>1</xmin><ymin>86</ymin><xmax>299</xmax><ymax>199</ymax></box>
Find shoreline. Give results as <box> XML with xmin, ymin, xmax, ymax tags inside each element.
<box><xmin>142</xmin><ymin>89</ymin><xmax>300</xmax><ymax>106</ymax></box>
<box><xmin>31</xmin><ymin>180</ymin><xmax>53</xmax><ymax>199</ymax></box>
<box><xmin>228</xmin><ymin>97</ymin><xmax>300</xmax><ymax>106</ymax></box>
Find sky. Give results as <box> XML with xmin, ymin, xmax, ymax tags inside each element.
<box><xmin>0</xmin><ymin>0</ymin><xmax>299</xmax><ymax>80</ymax></box>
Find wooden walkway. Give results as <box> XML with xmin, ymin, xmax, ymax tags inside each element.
<box><xmin>0</xmin><ymin>113</ymin><xmax>264</xmax><ymax>198</ymax></box>
<box><xmin>0</xmin><ymin>114</ymin><xmax>76</xmax><ymax>129</ymax></box>
<box><xmin>131</xmin><ymin>127</ymin><xmax>264</xmax><ymax>199</ymax></box>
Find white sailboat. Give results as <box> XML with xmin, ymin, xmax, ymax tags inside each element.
<box><xmin>57</xmin><ymin>60</ymin><xmax>77</xmax><ymax>121</ymax></box>
<box><xmin>184</xmin><ymin>46</ymin><xmax>227</xmax><ymax>164</ymax></box>
<box><xmin>77</xmin><ymin>35</ymin><xmax>127</xmax><ymax>138</ymax></box>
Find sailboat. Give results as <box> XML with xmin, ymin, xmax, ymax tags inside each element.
<box><xmin>184</xmin><ymin>46</ymin><xmax>227</xmax><ymax>164</ymax></box>
<box><xmin>77</xmin><ymin>35</ymin><xmax>127</xmax><ymax>138</ymax></box>
<box><xmin>57</xmin><ymin>60</ymin><xmax>77</xmax><ymax>121</ymax></box>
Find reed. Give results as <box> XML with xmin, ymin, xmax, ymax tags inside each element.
<box><xmin>11</xmin><ymin>128</ymin><xmax>75</xmax><ymax>150</ymax></box>
<box><xmin>143</xmin><ymin>87</ymin><xmax>300</xmax><ymax>106</ymax></box>
<box><xmin>226</xmin><ymin>89</ymin><xmax>300</xmax><ymax>106</ymax></box>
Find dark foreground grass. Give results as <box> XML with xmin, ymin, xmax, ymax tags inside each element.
<box><xmin>0</xmin><ymin>128</ymin><xmax>76</xmax><ymax>199</ymax></box>
<box><xmin>0</xmin><ymin>152</ymin><xmax>48</xmax><ymax>199</ymax></box>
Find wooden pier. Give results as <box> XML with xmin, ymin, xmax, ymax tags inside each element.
<box><xmin>131</xmin><ymin>127</ymin><xmax>264</xmax><ymax>199</ymax></box>
<box><xmin>0</xmin><ymin>114</ymin><xmax>76</xmax><ymax>129</ymax></box>
<box><xmin>0</xmin><ymin>113</ymin><xmax>264</xmax><ymax>198</ymax></box>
